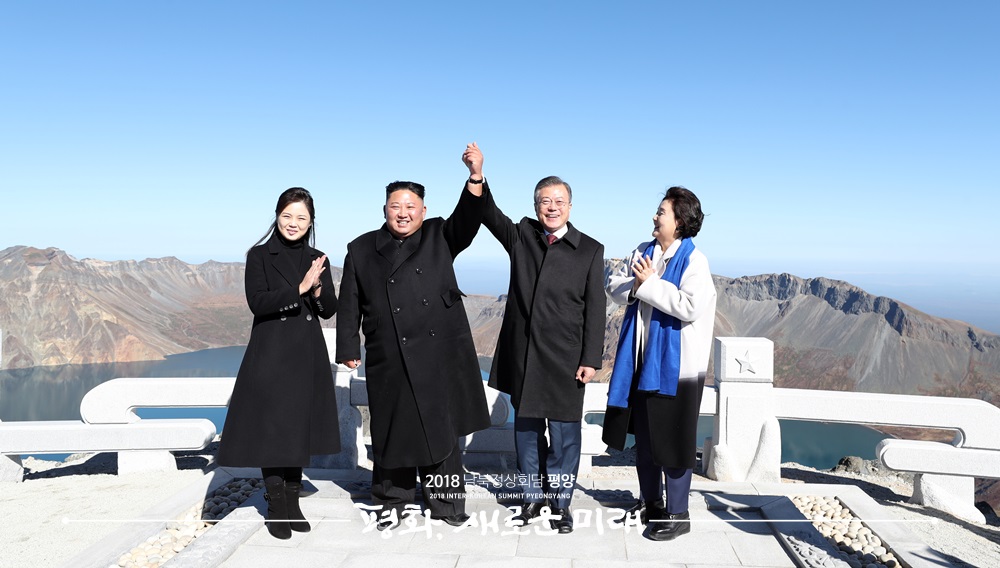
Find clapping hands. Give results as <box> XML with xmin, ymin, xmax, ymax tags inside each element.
<box><xmin>299</xmin><ymin>255</ymin><xmax>327</xmax><ymax>297</ymax></box>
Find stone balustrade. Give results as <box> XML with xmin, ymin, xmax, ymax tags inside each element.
<box><xmin>4</xmin><ymin>332</ymin><xmax>1000</xmax><ymax>525</ymax></box>
<box><xmin>704</xmin><ymin>336</ymin><xmax>1000</xmax><ymax>523</ymax></box>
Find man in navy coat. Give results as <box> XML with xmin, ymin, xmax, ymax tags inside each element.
<box><xmin>464</xmin><ymin>143</ymin><xmax>606</xmax><ymax>533</ymax></box>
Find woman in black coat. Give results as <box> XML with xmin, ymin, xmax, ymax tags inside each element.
<box><xmin>217</xmin><ymin>187</ymin><xmax>340</xmax><ymax>540</ymax></box>
<box><xmin>604</xmin><ymin>186</ymin><xmax>717</xmax><ymax>542</ymax></box>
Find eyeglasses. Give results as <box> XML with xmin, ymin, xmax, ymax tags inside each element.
<box><xmin>535</xmin><ymin>198</ymin><xmax>569</xmax><ymax>208</ymax></box>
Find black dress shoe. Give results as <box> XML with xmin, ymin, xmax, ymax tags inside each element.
<box><xmin>614</xmin><ymin>499</ymin><xmax>666</xmax><ymax>525</ymax></box>
<box><xmin>549</xmin><ymin>507</ymin><xmax>573</xmax><ymax>534</ymax></box>
<box><xmin>647</xmin><ymin>511</ymin><xmax>690</xmax><ymax>541</ymax></box>
<box><xmin>644</xmin><ymin>501</ymin><xmax>667</xmax><ymax>524</ymax></box>
<box><xmin>510</xmin><ymin>502</ymin><xmax>546</xmax><ymax>526</ymax></box>
<box><xmin>376</xmin><ymin>508</ymin><xmax>403</xmax><ymax>531</ymax></box>
<box><xmin>431</xmin><ymin>512</ymin><xmax>471</xmax><ymax>526</ymax></box>
<box><xmin>613</xmin><ymin>499</ymin><xmax>645</xmax><ymax>524</ymax></box>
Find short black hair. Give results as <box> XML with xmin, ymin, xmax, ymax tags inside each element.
<box><xmin>386</xmin><ymin>181</ymin><xmax>425</xmax><ymax>200</ymax></box>
<box><xmin>533</xmin><ymin>176</ymin><xmax>572</xmax><ymax>203</ymax></box>
<box><xmin>664</xmin><ymin>186</ymin><xmax>704</xmax><ymax>238</ymax></box>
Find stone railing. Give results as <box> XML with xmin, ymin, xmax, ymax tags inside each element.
<box><xmin>705</xmin><ymin>336</ymin><xmax>1000</xmax><ymax>523</ymax></box>
<box><xmin>5</xmin><ymin>332</ymin><xmax>1000</xmax><ymax>525</ymax></box>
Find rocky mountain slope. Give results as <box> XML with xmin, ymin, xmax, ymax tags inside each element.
<box><xmin>3</xmin><ymin>247</ymin><xmax>998</xmax><ymax>409</ymax></box>
<box><xmin>0</xmin><ymin>246</ymin><xmax>347</xmax><ymax>369</ymax></box>
<box><xmin>710</xmin><ymin>272</ymin><xmax>1000</xmax><ymax>403</ymax></box>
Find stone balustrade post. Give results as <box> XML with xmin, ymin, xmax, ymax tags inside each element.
<box><xmin>309</xmin><ymin>329</ymin><xmax>363</xmax><ymax>469</ymax></box>
<box><xmin>706</xmin><ymin>337</ymin><xmax>781</xmax><ymax>483</ymax></box>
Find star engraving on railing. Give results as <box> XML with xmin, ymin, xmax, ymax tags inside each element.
<box><xmin>735</xmin><ymin>350</ymin><xmax>756</xmax><ymax>374</ymax></box>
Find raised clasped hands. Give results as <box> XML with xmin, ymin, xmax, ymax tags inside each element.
<box><xmin>462</xmin><ymin>142</ymin><xmax>483</xmax><ymax>178</ymax></box>
<box><xmin>299</xmin><ymin>255</ymin><xmax>327</xmax><ymax>297</ymax></box>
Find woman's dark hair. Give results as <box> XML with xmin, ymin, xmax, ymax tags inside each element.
<box><xmin>664</xmin><ymin>186</ymin><xmax>704</xmax><ymax>239</ymax></box>
<box><xmin>386</xmin><ymin>180</ymin><xmax>425</xmax><ymax>200</ymax></box>
<box><xmin>248</xmin><ymin>187</ymin><xmax>316</xmax><ymax>255</ymax></box>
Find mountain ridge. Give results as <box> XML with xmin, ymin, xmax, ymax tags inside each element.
<box><xmin>1</xmin><ymin>246</ymin><xmax>997</xmax><ymax>410</ymax></box>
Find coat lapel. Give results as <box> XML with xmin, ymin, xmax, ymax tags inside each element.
<box><xmin>529</xmin><ymin>220</ymin><xmax>582</xmax><ymax>251</ymax></box>
<box><xmin>560</xmin><ymin>223</ymin><xmax>582</xmax><ymax>250</ymax></box>
<box><xmin>375</xmin><ymin>224</ymin><xmax>423</xmax><ymax>276</ymax></box>
<box><xmin>267</xmin><ymin>234</ymin><xmax>301</xmax><ymax>288</ymax></box>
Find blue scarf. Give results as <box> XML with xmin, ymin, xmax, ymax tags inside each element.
<box><xmin>607</xmin><ymin>238</ymin><xmax>695</xmax><ymax>407</ymax></box>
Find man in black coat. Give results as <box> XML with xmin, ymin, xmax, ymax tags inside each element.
<box><xmin>336</xmin><ymin>161</ymin><xmax>491</xmax><ymax>530</ymax></box>
<box><xmin>464</xmin><ymin>143</ymin><xmax>606</xmax><ymax>534</ymax></box>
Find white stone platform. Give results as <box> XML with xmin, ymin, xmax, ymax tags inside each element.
<box><xmin>63</xmin><ymin>469</ymin><xmax>959</xmax><ymax>568</ymax></box>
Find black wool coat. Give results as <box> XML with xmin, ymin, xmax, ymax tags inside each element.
<box><xmin>482</xmin><ymin>185</ymin><xmax>606</xmax><ymax>422</ymax></box>
<box><xmin>336</xmin><ymin>187</ymin><xmax>491</xmax><ymax>469</ymax></box>
<box><xmin>217</xmin><ymin>234</ymin><xmax>341</xmax><ymax>467</ymax></box>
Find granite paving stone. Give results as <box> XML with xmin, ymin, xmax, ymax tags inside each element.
<box><xmin>456</xmin><ymin>556</ymin><xmax>572</xmax><ymax>568</ymax></box>
<box><xmin>571</xmin><ymin>560</ymin><xmax>686</xmax><ymax>568</ymax></box>
<box><xmin>725</xmin><ymin>532</ymin><xmax>797</xmax><ymax>567</ymax></box>
<box><xmin>336</xmin><ymin>551</ymin><xmax>461</xmax><ymax>568</ymax></box>
<box><xmin>624</xmin><ymin>526</ymin><xmax>743</xmax><ymax>565</ymax></box>
<box><xmin>512</xmin><ymin>512</ymin><xmax>628</xmax><ymax>560</ymax></box>
<box><xmin>219</xmin><ymin>546</ymin><xmax>348</xmax><ymax>567</ymax></box>
<box><xmin>689</xmin><ymin>508</ymin><xmax>774</xmax><ymax>535</ymax></box>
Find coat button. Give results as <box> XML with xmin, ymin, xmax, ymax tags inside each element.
<box><xmin>306</xmin><ymin>314</ymin><xmax>313</xmax><ymax>321</ymax></box>
<box><xmin>389</xmin><ymin>278</ymin><xmax>395</xmax><ymax>284</ymax></box>
<box><xmin>422</xmin><ymin>299</ymin><xmax>429</xmax><ymax>306</ymax></box>
<box><xmin>280</xmin><ymin>316</ymin><xmax>287</xmax><ymax>322</ymax></box>
<box><xmin>401</xmin><ymin>337</ymin><xmax>407</xmax><ymax>345</ymax></box>
<box><xmin>393</xmin><ymin>307</ymin><xmax>401</xmax><ymax>314</ymax></box>
<box><xmin>429</xmin><ymin>329</ymin><xmax>435</xmax><ymax>337</ymax></box>
<box><xmin>293</xmin><ymin>302</ymin><xmax>298</xmax><ymax>308</ymax></box>
<box><xmin>416</xmin><ymin>268</ymin><xmax>422</xmax><ymax>274</ymax></box>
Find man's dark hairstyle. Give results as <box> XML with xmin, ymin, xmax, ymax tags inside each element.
<box><xmin>533</xmin><ymin>176</ymin><xmax>572</xmax><ymax>204</ymax></box>
<box><xmin>386</xmin><ymin>181</ymin><xmax>426</xmax><ymax>200</ymax></box>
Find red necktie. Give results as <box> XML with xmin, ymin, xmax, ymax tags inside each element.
<box><xmin>547</xmin><ymin>234</ymin><xmax>558</xmax><ymax>245</ymax></box>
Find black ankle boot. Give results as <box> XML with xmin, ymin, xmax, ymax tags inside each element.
<box><xmin>264</xmin><ymin>478</ymin><xmax>292</xmax><ymax>540</ymax></box>
<box><xmin>285</xmin><ymin>481</ymin><xmax>311</xmax><ymax>533</ymax></box>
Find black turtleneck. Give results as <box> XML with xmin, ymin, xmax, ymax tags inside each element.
<box><xmin>275</xmin><ymin>231</ymin><xmax>308</xmax><ymax>278</ymax></box>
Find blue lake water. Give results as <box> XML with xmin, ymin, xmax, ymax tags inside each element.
<box><xmin>1</xmin><ymin>347</ymin><xmax>888</xmax><ymax>470</ymax></box>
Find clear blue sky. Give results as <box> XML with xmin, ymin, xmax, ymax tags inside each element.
<box><xmin>2</xmin><ymin>1</ymin><xmax>998</xmax><ymax>331</ymax></box>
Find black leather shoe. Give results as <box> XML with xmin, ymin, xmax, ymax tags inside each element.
<box><xmin>647</xmin><ymin>511</ymin><xmax>691</xmax><ymax>541</ymax></box>
<box><xmin>376</xmin><ymin>509</ymin><xmax>402</xmax><ymax>531</ymax></box>
<box><xmin>550</xmin><ymin>507</ymin><xmax>573</xmax><ymax>534</ymax></box>
<box><xmin>613</xmin><ymin>499</ymin><xmax>645</xmax><ymax>524</ymax></box>
<box><xmin>614</xmin><ymin>499</ymin><xmax>666</xmax><ymax>525</ymax></box>
<box><xmin>431</xmin><ymin>513</ymin><xmax>471</xmax><ymax>527</ymax></box>
<box><xmin>510</xmin><ymin>502</ymin><xmax>546</xmax><ymax>526</ymax></box>
<box><xmin>644</xmin><ymin>501</ymin><xmax>667</xmax><ymax>524</ymax></box>
<box><xmin>376</xmin><ymin>517</ymin><xmax>400</xmax><ymax>531</ymax></box>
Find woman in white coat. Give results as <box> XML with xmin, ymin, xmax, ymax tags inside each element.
<box><xmin>604</xmin><ymin>186</ymin><xmax>716</xmax><ymax>541</ymax></box>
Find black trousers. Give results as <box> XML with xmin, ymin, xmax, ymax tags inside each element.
<box><xmin>371</xmin><ymin>440</ymin><xmax>466</xmax><ymax>517</ymax></box>
<box><xmin>632</xmin><ymin>394</ymin><xmax>693</xmax><ymax>514</ymax></box>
